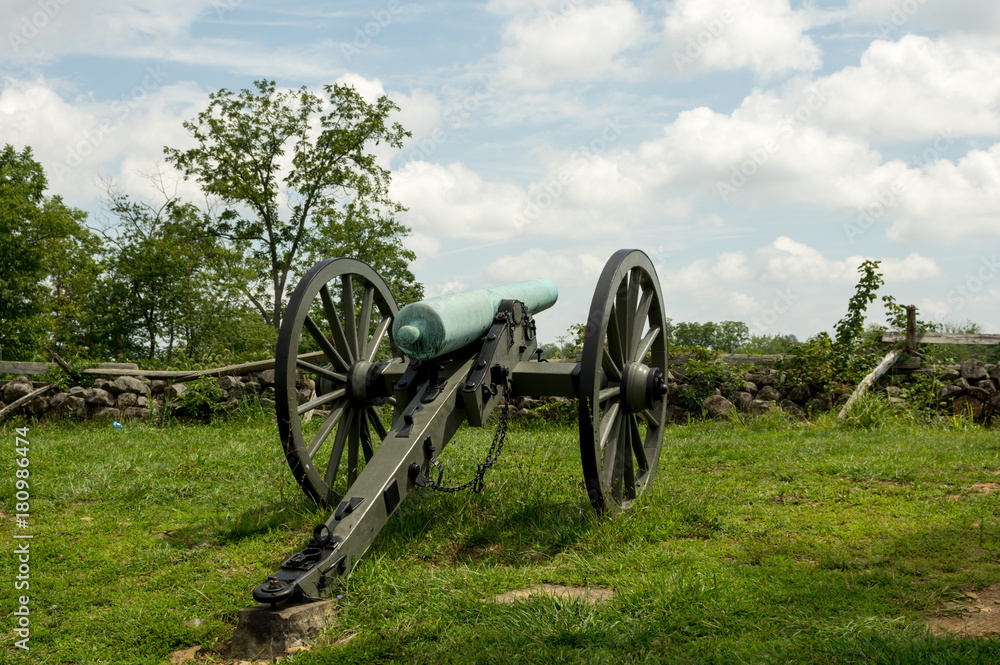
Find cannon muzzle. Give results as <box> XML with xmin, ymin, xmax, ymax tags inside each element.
<box><xmin>392</xmin><ymin>278</ymin><xmax>558</xmax><ymax>360</ymax></box>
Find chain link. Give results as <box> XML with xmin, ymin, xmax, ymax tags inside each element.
<box><xmin>423</xmin><ymin>368</ymin><xmax>513</xmax><ymax>494</ymax></box>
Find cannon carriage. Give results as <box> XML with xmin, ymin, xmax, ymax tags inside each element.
<box><xmin>253</xmin><ymin>249</ymin><xmax>669</xmax><ymax>606</ymax></box>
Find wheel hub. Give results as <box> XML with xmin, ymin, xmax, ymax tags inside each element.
<box><xmin>620</xmin><ymin>362</ymin><xmax>667</xmax><ymax>414</ymax></box>
<box><xmin>342</xmin><ymin>360</ymin><xmax>389</xmax><ymax>408</ymax></box>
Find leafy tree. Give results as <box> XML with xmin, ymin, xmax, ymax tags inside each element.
<box><xmin>834</xmin><ymin>260</ymin><xmax>883</xmax><ymax>347</ymax></box>
<box><xmin>669</xmin><ymin>320</ymin><xmax>749</xmax><ymax>353</ymax></box>
<box><xmin>164</xmin><ymin>80</ymin><xmax>421</xmax><ymax>329</ymax></box>
<box><xmin>0</xmin><ymin>145</ymin><xmax>91</xmax><ymax>360</ymax></box>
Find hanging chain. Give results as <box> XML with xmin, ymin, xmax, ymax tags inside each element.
<box><xmin>423</xmin><ymin>367</ymin><xmax>513</xmax><ymax>493</ymax></box>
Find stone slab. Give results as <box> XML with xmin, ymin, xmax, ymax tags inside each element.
<box><xmin>228</xmin><ymin>598</ymin><xmax>338</xmax><ymax>660</ymax></box>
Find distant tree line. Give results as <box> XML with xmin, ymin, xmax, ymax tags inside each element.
<box><xmin>0</xmin><ymin>81</ymin><xmax>422</xmax><ymax>366</ymax></box>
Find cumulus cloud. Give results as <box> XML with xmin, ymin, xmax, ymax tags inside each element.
<box><xmin>487</xmin><ymin>248</ymin><xmax>606</xmax><ymax>286</ymax></box>
<box><xmin>492</xmin><ymin>0</ymin><xmax>645</xmax><ymax>89</ymax></box>
<box><xmin>661</xmin><ymin>0</ymin><xmax>821</xmax><ymax>77</ymax></box>
<box><xmin>756</xmin><ymin>237</ymin><xmax>940</xmax><ymax>284</ymax></box>
<box><xmin>0</xmin><ymin>76</ymin><xmax>206</xmax><ymax>203</ymax></box>
<box><xmin>848</xmin><ymin>0</ymin><xmax>1000</xmax><ymax>35</ymax></box>
<box><xmin>814</xmin><ymin>35</ymin><xmax>1000</xmax><ymax>140</ymax></box>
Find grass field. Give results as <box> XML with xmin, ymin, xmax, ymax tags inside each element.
<box><xmin>3</xmin><ymin>408</ymin><xmax>1000</xmax><ymax>664</ymax></box>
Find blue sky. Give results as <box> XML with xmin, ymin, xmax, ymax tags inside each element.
<box><xmin>2</xmin><ymin>0</ymin><xmax>999</xmax><ymax>344</ymax></box>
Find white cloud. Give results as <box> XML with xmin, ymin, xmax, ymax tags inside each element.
<box><xmin>848</xmin><ymin>0</ymin><xmax>1000</xmax><ymax>35</ymax></box>
<box><xmin>661</xmin><ymin>0</ymin><xmax>821</xmax><ymax>77</ymax></box>
<box><xmin>0</xmin><ymin>76</ymin><xmax>206</xmax><ymax>203</ymax></box>
<box><xmin>493</xmin><ymin>0</ymin><xmax>645</xmax><ymax>89</ymax></box>
<box><xmin>756</xmin><ymin>237</ymin><xmax>940</xmax><ymax>284</ymax></box>
<box><xmin>814</xmin><ymin>35</ymin><xmax>1000</xmax><ymax>140</ymax></box>
<box><xmin>487</xmin><ymin>248</ymin><xmax>605</xmax><ymax>286</ymax></box>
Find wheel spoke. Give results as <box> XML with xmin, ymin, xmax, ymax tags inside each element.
<box><xmin>304</xmin><ymin>315</ymin><xmax>349</xmax><ymax>371</ymax></box>
<box><xmin>606</xmin><ymin>305</ymin><xmax>625</xmax><ymax>368</ymax></box>
<box><xmin>341</xmin><ymin>274</ymin><xmax>359</xmax><ymax>361</ymax></box>
<box><xmin>599</xmin><ymin>401</ymin><xmax>620</xmax><ymax>452</ymax></box>
<box><xmin>297</xmin><ymin>388</ymin><xmax>346</xmax><ymax>416</ymax></box>
<box><xmin>640</xmin><ymin>408</ymin><xmax>661</xmax><ymax>430</ymax></box>
<box><xmin>632</xmin><ymin>326</ymin><xmax>660</xmax><ymax>365</ymax></box>
<box><xmin>296</xmin><ymin>358</ymin><xmax>347</xmax><ymax>383</ymax></box>
<box><xmin>598</xmin><ymin>386</ymin><xmax>620</xmax><ymax>403</ymax></box>
<box><xmin>359</xmin><ymin>417</ymin><xmax>375</xmax><ymax>463</ymax></box>
<box><xmin>364</xmin><ymin>316</ymin><xmax>391</xmax><ymax>363</ymax></box>
<box><xmin>347</xmin><ymin>412</ymin><xmax>361</xmax><ymax>485</ymax></box>
<box><xmin>624</xmin><ymin>268</ymin><xmax>640</xmax><ymax>359</ymax></box>
<box><xmin>367</xmin><ymin>407</ymin><xmax>388</xmax><ymax>440</ymax></box>
<box><xmin>307</xmin><ymin>400</ymin><xmax>346</xmax><ymax>458</ymax></box>
<box><xmin>602</xmin><ymin>345</ymin><xmax>622</xmax><ymax>381</ymax></box>
<box><xmin>324</xmin><ymin>410</ymin><xmax>352</xmax><ymax>489</ymax></box>
<box><xmin>606</xmin><ymin>419</ymin><xmax>628</xmax><ymax>499</ymax></box>
<box><xmin>623</xmin><ymin>416</ymin><xmax>636</xmax><ymax>499</ymax></box>
<box><xmin>629</xmin><ymin>415</ymin><xmax>648</xmax><ymax>472</ymax></box>
<box><xmin>320</xmin><ymin>284</ymin><xmax>355</xmax><ymax>364</ymax></box>
<box><xmin>629</xmin><ymin>287</ymin><xmax>654</xmax><ymax>360</ymax></box>
<box><xmin>357</xmin><ymin>283</ymin><xmax>374</xmax><ymax>356</ymax></box>
<box><xmin>615</xmin><ymin>277</ymin><xmax>630</xmax><ymax>361</ymax></box>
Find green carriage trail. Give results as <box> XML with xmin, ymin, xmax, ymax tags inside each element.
<box><xmin>3</xmin><ymin>412</ymin><xmax>1000</xmax><ymax>664</ymax></box>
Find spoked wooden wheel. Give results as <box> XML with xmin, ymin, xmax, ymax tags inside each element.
<box><xmin>578</xmin><ymin>249</ymin><xmax>668</xmax><ymax>514</ymax></box>
<box><xmin>276</xmin><ymin>258</ymin><xmax>402</xmax><ymax>506</ymax></box>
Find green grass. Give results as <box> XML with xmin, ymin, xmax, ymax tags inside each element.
<box><xmin>2</xmin><ymin>411</ymin><xmax>1000</xmax><ymax>663</ymax></box>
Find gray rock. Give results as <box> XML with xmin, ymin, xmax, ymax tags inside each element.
<box><xmin>218</xmin><ymin>375</ymin><xmax>242</xmax><ymax>391</ymax></box>
<box><xmin>3</xmin><ymin>381</ymin><xmax>33</xmax><ymax>402</ymax></box>
<box><xmin>136</xmin><ymin>396</ymin><xmax>149</xmax><ymax>408</ymax></box>
<box><xmin>296</xmin><ymin>388</ymin><xmax>313</xmax><ymax>405</ymax></box>
<box><xmin>732</xmin><ymin>391</ymin><xmax>753</xmax><ymax>411</ymax></box>
<box><xmin>888</xmin><ymin>396</ymin><xmax>907</xmax><ymax>405</ymax></box>
<box><xmin>112</xmin><ymin>376</ymin><xmax>149</xmax><ymax>395</ymax></box>
<box><xmin>967</xmin><ymin>387</ymin><xmax>991</xmax><ymax>402</ymax></box>
<box><xmin>815</xmin><ymin>393</ymin><xmax>834</xmax><ymax>411</ymax></box>
<box><xmin>150</xmin><ymin>380</ymin><xmax>168</xmax><ymax>394</ymax></box>
<box><xmin>665</xmin><ymin>405</ymin><xmax>691</xmax><ymax>422</ymax></box>
<box><xmin>121</xmin><ymin>406</ymin><xmax>149</xmax><ymax>420</ymax></box>
<box><xmin>940</xmin><ymin>384</ymin><xmax>965</xmax><ymax>399</ymax></box>
<box><xmin>258</xmin><ymin>369</ymin><xmax>276</xmax><ymax>385</ymax></box>
<box><xmin>748</xmin><ymin>369</ymin><xmax>776</xmax><ymax>387</ymax></box>
<box><xmin>27</xmin><ymin>396</ymin><xmax>48</xmax><ymax>416</ymax></box>
<box><xmin>259</xmin><ymin>397</ymin><xmax>276</xmax><ymax>409</ymax></box>
<box><xmin>243</xmin><ymin>381</ymin><xmax>261</xmax><ymax>395</ymax></box>
<box><xmin>66</xmin><ymin>396</ymin><xmax>87</xmax><ymax>418</ymax></box>
<box><xmin>225</xmin><ymin>398</ymin><xmax>241</xmax><ymax>411</ymax></box>
<box><xmin>117</xmin><ymin>393</ymin><xmax>138</xmax><ymax>408</ymax></box>
<box><xmin>68</xmin><ymin>386</ymin><xmax>86</xmax><ymax>397</ymax></box>
<box><xmin>750</xmin><ymin>399</ymin><xmax>777</xmax><ymax>415</ymax></box>
<box><xmin>757</xmin><ymin>385</ymin><xmax>782</xmax><ymax>402</ymax></box>
<box><xmin>895</xmin><ymin>356</ymin><xmax>922</xmax><ymax>370</ymax></box>
<box><xmin>168</xmin><ymin>383</ymin><xmax>187</xmax><ymax>399</ymax></box>
<box><xmin>805</xmin><ymin>397</ymin><xmax>828</xmax><ymax>413</ymax></box>
<box><xmin>702</xmin><ymin>395</ymin><xmax>735</xmax><ymax>417</ymax></box>
<box><xmin>961</xmin><ymin>359</ymin><xmax>988</xmax><ymax>381</ymax></box>
<box><xmin>92</xmin><ymin>378</ymin><xmax>110</xmax><ymax>391</ymax></box>
<box><xmin>787</xmin><ymin>386</ymin><xmax>811</xmax><ymax>404</ymax></box>
<box><xmin>990</xmin><ymin>364</ymin><xmax>1000</xmax><ymax>382</ymax></box>
<box><xmin>743</xmin><ymin>381</ymin><xmax>758</xmax><ymax>395</ymax></box>
<box><xmin>669</xmin><ymin>384</ymin><xmax>689</xmax><ymax>405</ymax></box>
<box><xmin>227</xmin><ymin>381</ymin><xmax>245</xmax><ymax>398</ymax></box>
<box><xmin>91</xmin><ymin>406</ymin><xmax>119</xmax><ymax>420</ymax></box>
<box><xmin>49</xmin><ymin>392</ymin><xmax>69</xmax><ymax>411</ymax></box>
<box><xmin>885</xmin><ymin>386</ymin><xmax>902</xmax><ymax>397</ymax></box>
<box><xmin>85</xmin><ymin>388</ymin><xmax>115</xmax><ymax>406</ymax></box>
<box><xmin>780</xmin><ymin>399</ymin><xmax>806</xmax><ymax>418</ymax></box>
<box><xmin>976</xmin><ymin>379</ymin><xmax>997</xmax><ymax>394</ymax></box>
<box><xmin>942</xmin><ymin>367</ymin><xmax>961</xmax><ymax>382</ymax></box>
<box><xmin>953</xmin><ymin>395</ymin><xmax>984</xmax><ymax>419</ymax></box>
<box><xmin>953</xmin><ymin>377</ymin><xmax>971</xmax><ymax>391</ymax></box>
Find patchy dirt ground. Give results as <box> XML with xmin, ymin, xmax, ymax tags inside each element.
<box><xmin>927</xmin><ymin>584</ymin><xmax>1000</xmax><ymax>637</ymax></box>
<box><xmin>492</xmin><ymin>584</ymin><xmax>614</xmax><ymax>605</ymax></box>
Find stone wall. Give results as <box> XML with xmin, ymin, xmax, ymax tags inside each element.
<box><xmin>3</xmin><ymin>355</ymin><xmax>998</xmax><ymax>423</ymax></box>
<box><xmin>0</xmin><ymin>369</ymin><xmax>310</xmax><ymax>422</ymax></box>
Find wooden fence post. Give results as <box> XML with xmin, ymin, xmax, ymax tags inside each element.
<box><xmin>905</xmin><ymin>305</ymin><xmax>917</xmax><ymax>354</ymax></box>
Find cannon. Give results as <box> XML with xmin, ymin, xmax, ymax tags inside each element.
<box><xmin>253</xmin><ymin>249</ymin><xmax>669</xmax><ymax>606</ymax></box>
